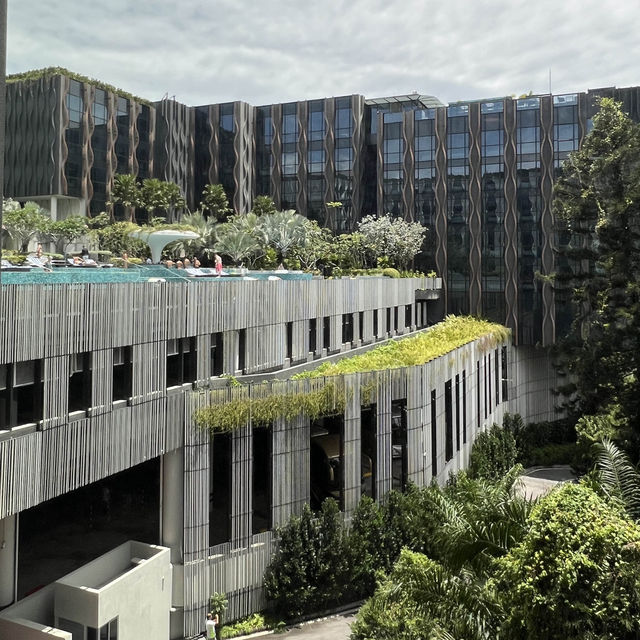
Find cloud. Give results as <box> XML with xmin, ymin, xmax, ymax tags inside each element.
<box><xmin>6</xmin><ymin>0</ymin><xmax>640</xmax><ymax>106</ymax></box>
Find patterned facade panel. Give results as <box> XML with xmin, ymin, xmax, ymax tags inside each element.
<box><xmin>155</xmin><ymin>99</ymin><xmax>193</xmax><ymax>217</ymax></box>
<box><xmin>376</xmin><ymin>110</ymin><xmax>384</xmax><ymax>217</ymax></box>
<box><xmin>539</xmin><ymin>96</ymin><xmax>555</xmax><ymax>347</ymax></box>
<box><xmin>105</xmin><ymin>92</ymin><xmax>118</xmax><ymax>212</ymax></box>
<box><xmin>208</xmin><ymin>104</ymin><xmax>220</xmax><ymax>185</ymax></box>
<box><xmin>296</xmin><ymin>101</ymin><xmax>308</xmax><ymax>215</ymax></box>
<box><xmin>402</xmin><ymin>110</ymin><xmax>415</xmax><ymax>221</ymax></box>
<box><xmin>503</xmin><ymin>99</ymin><xmax>519</xmax><ymax>340</ymax></box>
<box><xmin>233</xmin><ymin>102</ymin><xmax>254</xmax><ymax>214</ymax></box>
<box><xmin>81</xmin><ymin>83</ymin><xmax>94</xmax><ymax>211</ymax></box>
<box><xmin>350</xmin><ymin>95</ymin><xmax>366</xmax><ymax>229</ymax></box>
<box><xmin>270</xmin><ymin>103</ymin><xmax>282</xmax><ymax>208</ymax></box>
<box><xmin>434</xmin><ymin>108</ymin><xmax>448</xmax><ymax>300</ymax></box>
<box><xmin>468</xmin><ymin>103</ymin><xmax>482</xmax><ymax>315</ymax></box>
<box><xmin>4</xmin><ymin>74</ymin><xmax>63</xmax><ymax>198</ymax></box>
<box><xmin>322</xmin><ymin>98</ymin><xmax>336</xmax><ymax>219</ymax></box>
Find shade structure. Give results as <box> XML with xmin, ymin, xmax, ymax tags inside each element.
<box><xmin>129</xmin><ymin>229</ymin><xmax>200</xmax><ymax>263</ymax></box>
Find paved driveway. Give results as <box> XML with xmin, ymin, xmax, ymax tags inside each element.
<box><xmin>279</xmin><ymin>610</ymin><xmax>356</xmax><ymax>640</ymax></box>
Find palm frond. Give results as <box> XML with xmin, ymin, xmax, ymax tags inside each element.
<box><xmin>596</xmin><ymin>438</ymin><xmax>640</xmax><ymax>520</ymax></box>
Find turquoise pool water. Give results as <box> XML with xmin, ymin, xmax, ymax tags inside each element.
<box><xmin>0</xmin><ymin>265</ymin><xmax>313</xmax><ymax>285</ymax></box>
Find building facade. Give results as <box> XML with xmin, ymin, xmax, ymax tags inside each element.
<box><xmin>0</xmin><ymin>273</ymin><xmax>559</xmax><ymax>639</ymax></box>
<box><xmin>5</xmin><ymin>69</ymin><xmax>640</xmax><ymax>346</ymax></box>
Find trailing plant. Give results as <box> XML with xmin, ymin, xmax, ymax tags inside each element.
<box><xmin>195</xmin><ymin>317</ymin><xmax>509</xmax><ymax>433</ymax></box>
<box><xmin>195</xmin><ymin>381</ymin><xmax>346</xmax><ymax>433</ymax></box>
<box><xmin>294</xmin><ymin>316</ymin><xmax>510</xmax><ymax>380</ymax></box>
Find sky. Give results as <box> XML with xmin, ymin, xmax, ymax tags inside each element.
<box><xmin>6</xmin><ymin>0</ymin><xmax>640</xmax><ymax>107</ymax></box>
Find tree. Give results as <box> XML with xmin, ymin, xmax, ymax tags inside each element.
<box><xmin>41</xmin><ymin>216</ymin><xmax>89</xmax><ymax>255</ymax></box>
<box><xmin>553</xmin><ymin>98</ymin><xmax>640</xmax><ymax>448</ymax></box>
<box><xmin>495</xmin><ymin>482</ymin><xmax>640</xmax><ymax>640</ymax></box>
<box><xmin>109</xmin><ymin>173</ymin><xmax>140</xmax><ymax>221</ymax></box>
<box><xmin>201</xmin><ymin>184</ymin><xmax>231</xmax><ymax>221</ymax></box>
<box><xmin>351</xmin><ymin>550</ymin><xmax>502</xmax><ymax>640</ymax></box>
<box><xmin>250</xmin><ymin>195</ymin><xmax>277</xmax><ymax>217</ymax></box>
<box><xmin>357</xmin><ymin>214</ymin><xmax>426</xmax><ymax>270</ymax></box>
<box><xmin>138</xmin><ymin>178</ymin><xmax>186</xmax><ymax>221</ymax></box>
<box><xmin>96</xmin><ymin>221</ymin><xmax>150</xmax><ymax>259</ymax></box>
<box><xmin>2</xmin><ymin>200</ymin><xmax>50</xmax><ymax>252</ymax></box>
<box><xmin>263</xmin><ymin>500</ymin><xmax>350</xmax><ymax>618</ymax></box>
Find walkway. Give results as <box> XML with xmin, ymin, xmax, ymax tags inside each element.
<box><xmin>518</xmin><ymin>465</ymin><xmax>575</xmax><ymax>500</ymax></box>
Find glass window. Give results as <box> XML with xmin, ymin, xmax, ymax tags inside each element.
<box><xmin>69</xmin><ymin>353</ymin><xmax>92</xmax><ymax>413</ymax></box>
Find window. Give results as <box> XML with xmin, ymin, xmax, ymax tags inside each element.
<box><xmin>310</xmin><ymin>415</ymin><xmax>345</xmax><ymax>510</ymax></box>
<box><xmin>445</xmin><ymin>380</ymin><xmax>453</xmax><ymax>462</ymax></box>
<box><xmin>210</xmin><ymin>332</ymin><xmax>224</xmax><ymax>376</ymax></box>
<box><xmin>69</xmin><ymin>352</ymin><xmax>92</xmax><ymax>413</ymax></box>
<box><xmin>0</xmin><ymin>360</ymin><xmax>43</xmax><ymax>429</ymax></box>
<box><xmin>323</xmin><ymin>316</ymin><xmax>330</xmax><ymax>351</ymax></box>
<box><xmin>342</xmin><ymin>313</ymin><xmax>353</xmax><ymax>344</ymax></box>
<box><xmin>112</xmin><ymin>347</ymin><xmax>132</xmax><ymax>402</ymax></box>
<box><xmin>405</xmin><ymin>304</ymin><xmax>412</xmax><ymax>329</ymax></box>
<box><xmin>386</xmin><ymin>307</ymin><xmax>392</xmax><ymax>334</ymax></box>
<box><xmin>361</xmin><ymin>405</ymin><xmax>376</xmax><ymax>500</ymax></box>
<box><xmin>358</xmin><ymin>311</ymin><xmax>364</xmax><ymax>342</ymax></box>
<box><xmin>252</xmin><ymin>427</ymin><xmax>272</xmax><ymax>534</ymax></box>
<box><xmin>391</xmin><ymin>401</ymin><xmax>407</xmax><ymax>491</ymax></box>
<box><xmin>476</xmin><ymin>360</ymin><xmax>481</xmax><ymax>427</ymax></box>
<box><xmin>455</xmin><ymin>374</ymin><xmax>460</xmax><ymax>451</ymax></box>
<box><xmin>309</xmin><ymin>318</ymin><xmax>317</xmax><ymax>354</ymax></box>
<box><xmin>88</xmin><ymin>617</ymin><xmax>118</xmax><ymax>640</ymax></box>
<box><xmin>462</xmin><ymin>370</ymin><xmax>467</xmax><ymax>444</ymax></box>
<box><xmin>166</xmin><ymin>338</ymin><xmax>197</xmax><ymax>387</ymax></box>
<box><xmin>495</xmin><ymin>348</ymin><xmax>500</xmax><ymax>405</ymax></box>
<box><xmin>373</xmin><ymin>310</ymin><xmax>378</xmax><ymax>338</ymax></box>
<box><xmin>430</xmin><ymin>390</ymin><xmax>437</xmax><ymax>476</ymax></box>
<box><xmin>501</xmin><ymin>346</ymin><xmax>508</xmax><ymax>401</ymax></box>
<box><xmin>209</xmin><ymin>432</ymin><xmax>231</xmax><ymax>546</ymax></box>
<box><xmin>286</xmin><ymin>322</ymin><xmax>293</xmax><ymax>361</ymax></box>
<box><xmin>238</xmin><ymin>329</ymin><xmax>246</xmax><ymax>373</ymax></box>
<box><xmin>394</xmin><ymin>306</ymin><xmax>399</xmax><ymax>332</ymax></box>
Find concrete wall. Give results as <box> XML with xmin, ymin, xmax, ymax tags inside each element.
<box><xmin>510</xmin><ymin>345</ymin><xmax>562</xmax><ymax>424</ymax></box>
<box><xmin>54</xmin><ymin>542</ymin><xmax>171</xmax><ymax>640</ymax></box>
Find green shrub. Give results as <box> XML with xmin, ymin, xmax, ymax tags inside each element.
<box><xmin>573</xmin><ymin>411</ymin><xmax>620</xmax><ymax>473</ymax></box>
<box><xmin>504</xmin><ymin>413</ymin><xmax>576</xmax><ymax>466</ymax></box>
<box><xmin>381</xmin><ymin>267</ymin><xmax>400</xmax><ymax>278</ymax></box>
<box><xmin>219</xmin><ymin>613</ymin><xmax>284</xmax><ymax>638</ymax></box>
<box><xmin>468</xmin><ymin>423</ymin><xmax>517</xmax><ymax>481</ymax></box>
<box><xmin>526</xmin><ymin>442</ymin><xmax>577</xmax><ymax>466</ymax></box>
<box><xmin>264</xmin><ymin>499</ymin><xmax>350</xmax><ymax>618</ymax></box>
<box><xmin>495</xmin><ymin>483</ymin><xmax>640</xmax><ymax>640</ymax></box>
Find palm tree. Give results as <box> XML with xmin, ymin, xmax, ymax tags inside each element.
<box><xmin>259</xmin><ymin>210</ymin><xmax>308</xmax><ymax>263</ymax></box>
<box><xmin>214</xmin><ymin>226</ymin><xmax>262</xmax><ymax>266</ymax></box>
<box><xmin>167</xmin><ymin>211</ymin><xmax>216</xmax><ymax>260</ymax></box>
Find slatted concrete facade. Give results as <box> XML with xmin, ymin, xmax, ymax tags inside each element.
<box><xmin>0</xmin><ymin>275</ymin><xmax>447</xmax><ymax>637</ymax></box>
<box><xmin>184</xmin><ymin>335</ymin><xmax>511</xmax><ymax>633</ymax></box>
<box><xmin>0</xmin><ymin>274</ymin><xmax>561</xmax><ymax>639</ymax></box>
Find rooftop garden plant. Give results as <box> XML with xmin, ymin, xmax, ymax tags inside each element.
<box><xmin>7</xmin><ymin>67</ymin><xmax>151</xmax><ymax>105</ymax></box>
<box><xmin>194</xmin><ymin>316</ymin><xmax>510</xmax><ymax>433</ymax></box>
